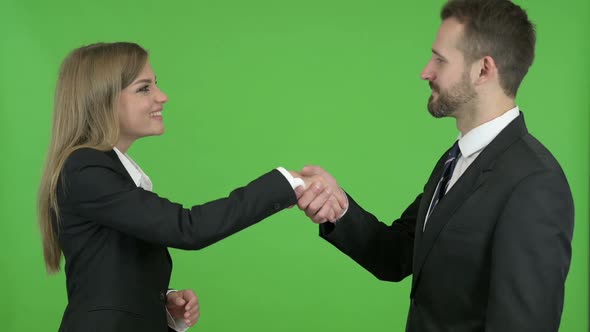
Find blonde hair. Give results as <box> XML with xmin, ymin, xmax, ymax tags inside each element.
<box><xmin>38</xmin><ymin>42</ymin><xmax>148</xmax><ymax>273</ymax></box>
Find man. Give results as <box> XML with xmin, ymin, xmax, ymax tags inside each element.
<box><xmin>295</xmin><ymin>0</ymin><xmax>574</xmax><ymax>331</ymax></box>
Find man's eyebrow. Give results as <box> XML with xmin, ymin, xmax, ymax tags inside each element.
<box><xmin>432</xmin><ymin>49</ymin><xmax>447</xmax><ymax>61</ymax></box>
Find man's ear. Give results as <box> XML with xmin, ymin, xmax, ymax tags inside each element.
<box><xmin>472</xmin><ymin>55</ymin><xmax>497</xmax><ymax>85</ymax></box>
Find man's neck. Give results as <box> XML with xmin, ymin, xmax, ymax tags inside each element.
<box><xmin>455</xmin><ymin>97</ymin><xmax>516</xmax><ymax>135</ymax></box>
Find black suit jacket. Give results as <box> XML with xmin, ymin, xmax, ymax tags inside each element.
<box><xmin>320</xmin><ymin>114</ymin><xmax>574</xmax><ymax>332</ymax></box>
<box><xmin>56</xmin><ymin>148</ymin><xmax>296</xmax><ymax>332</ymax></box>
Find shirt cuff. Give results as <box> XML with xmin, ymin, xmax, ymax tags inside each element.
<box><xmin>165</xmin><ymin>290</ymin><xmax>190</xmax><ymax>332</ymax></box>
<box><xmin>276</xmin><ymin>167</ymin><xmax>305</xmax><ymax>189</ymax></box>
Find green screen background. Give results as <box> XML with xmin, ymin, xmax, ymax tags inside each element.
<box><xmin>1</xmin><ymin>0</ymin><xmax>588</xmax><ymax>331</ymax></box>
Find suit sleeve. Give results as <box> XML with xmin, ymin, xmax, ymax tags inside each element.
<box><xmin>318</xmin><ymin>192</ymin><xmax>421</xmax><ymax>282</ymax></box>
<box><xmin>59</xmin><ymin>149</ymin><xmax>297</xmax><ymax>250</ymax></box>
<box><xmin>485</xmin><ymin>170</ymin><xmax>574</xmax><ymax>331</ymax></box>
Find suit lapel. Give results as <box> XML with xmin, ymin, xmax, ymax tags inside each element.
<box><xmin>414</xmin><ymin>153</ymin><xmax>446</xmax><ymax>246</ymax></box>
<box><xmin>104</xmin><ymin>149</ymin><xmax>136</xmax><ymax>184</ymax></box>
<box><xmin>411</xmin><ymin>113</ymin><xmax>529</xmax><ymax>294</ymax></box>
<box><xmin>105</xmin><ymin>149</ymin><xmax>174</xmax><ymax>266</ymax></box>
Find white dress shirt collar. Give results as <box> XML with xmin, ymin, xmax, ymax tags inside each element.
<box><xmin>457</xmin><ymin>106</ymin><xmax>520</xmax><ymax>158</ymax></box>
<box><xmin>113</xmin><ymin>147</ymin><xmax>153</xmax><ymax>191</ymax></box>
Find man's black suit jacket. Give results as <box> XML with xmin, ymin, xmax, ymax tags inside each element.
<box><xmin>56</xmin><ymin>148</ymin><xmax>296</xmax><ymax>332</ymax></box>
<box><xmin>320</xmin><ymin>114</ymin><xmax>574</xmax><ymax>331</ymax></box>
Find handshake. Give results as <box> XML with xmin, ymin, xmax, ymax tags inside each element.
<box><xmin>288</xmin><ymin>165</ymin><xmax>348</xmax><ymax>223</ymax></box>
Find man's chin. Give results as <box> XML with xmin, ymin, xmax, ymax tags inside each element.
<box><xmin>427</xmin><ymin>102</ymin><xmax>452</xmax><ymax>118</ymax></box>
<box><xmin>427</xmin><ymin>99</ymin><xmax>440</xmax><ymax>118</ymax></box>
<box><xmin>428</xmin><ymin>109</ymin><xmax>445</xmax><ymax>118</ymax></box>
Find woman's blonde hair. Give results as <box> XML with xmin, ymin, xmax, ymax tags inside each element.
<box><xmin>38</xmin><ymin>42</ymin><xmax>148</xmax><ymax>273</ymax></box>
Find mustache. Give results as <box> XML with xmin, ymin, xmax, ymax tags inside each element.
<box><xmin>429</xmin><ymin>82</ymin><xmax>439</xmax><ymax>92</ymax></box>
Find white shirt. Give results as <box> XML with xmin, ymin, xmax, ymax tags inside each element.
<box><xmin>448</xmin><ymin>107</ymin><xmax>520</xmax><ymax>191</ymax></box>
<box><xmin>424</xmin><ymin>106</ymin><xmax>520</xmax><ymax>227</ymax></box>
<box><xmin>112</xmin><ymin>148</ymin><xmax>304</xmax><ymax>331</ymax></box>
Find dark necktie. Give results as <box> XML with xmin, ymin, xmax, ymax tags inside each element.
<box><xmin>425</xmin><ymin>141</ymin><xmax>460</xmax><ymax>228</ymax></box>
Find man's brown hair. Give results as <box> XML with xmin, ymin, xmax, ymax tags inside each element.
<box><xmin>442</xmin><ymin>0</ymin><xmax>536</xmax><ymax>97</ymax></box>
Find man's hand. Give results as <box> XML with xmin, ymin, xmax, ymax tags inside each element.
<box><xmin>295</xmin><ymin>165</ymin><xmax>348</xmax><ymax>223</ymax></box>
<box><xmin>166</xmin><ymin>289</ymin><xmax>200</xmax><ymax>327</ymax></box>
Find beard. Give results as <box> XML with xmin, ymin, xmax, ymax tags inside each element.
<box><xmin>427</xmin><ymin>72</ymin><xmax>477</xmax><ymax>118</ymax></box>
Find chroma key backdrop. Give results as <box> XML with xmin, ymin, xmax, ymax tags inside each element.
<box><xmin>1</xmin><ymin>0</ymin><xmax>588</xmax><ymax>331</ymax></box>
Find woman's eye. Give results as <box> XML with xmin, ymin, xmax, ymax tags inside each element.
<box><xmin>138</xmin><ymin>85</ymin><xmax>150</xmax><ymax>93</ymax></box>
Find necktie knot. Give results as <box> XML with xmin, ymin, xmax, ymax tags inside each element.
<box><xmin>445</xmin><ymin>141</ymin><xmax>460</xmax><ymax>166</ymax></box>
<box><xmin>440</xmin><ymin>140</ymin><xmax>460</xmax><ymax>197</ymax></box>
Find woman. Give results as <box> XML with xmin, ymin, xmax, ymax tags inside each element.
<box><xmin>38</xmin><ymin>42</ymin><xmax>343</xmax><ymax>332</ymax></box>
